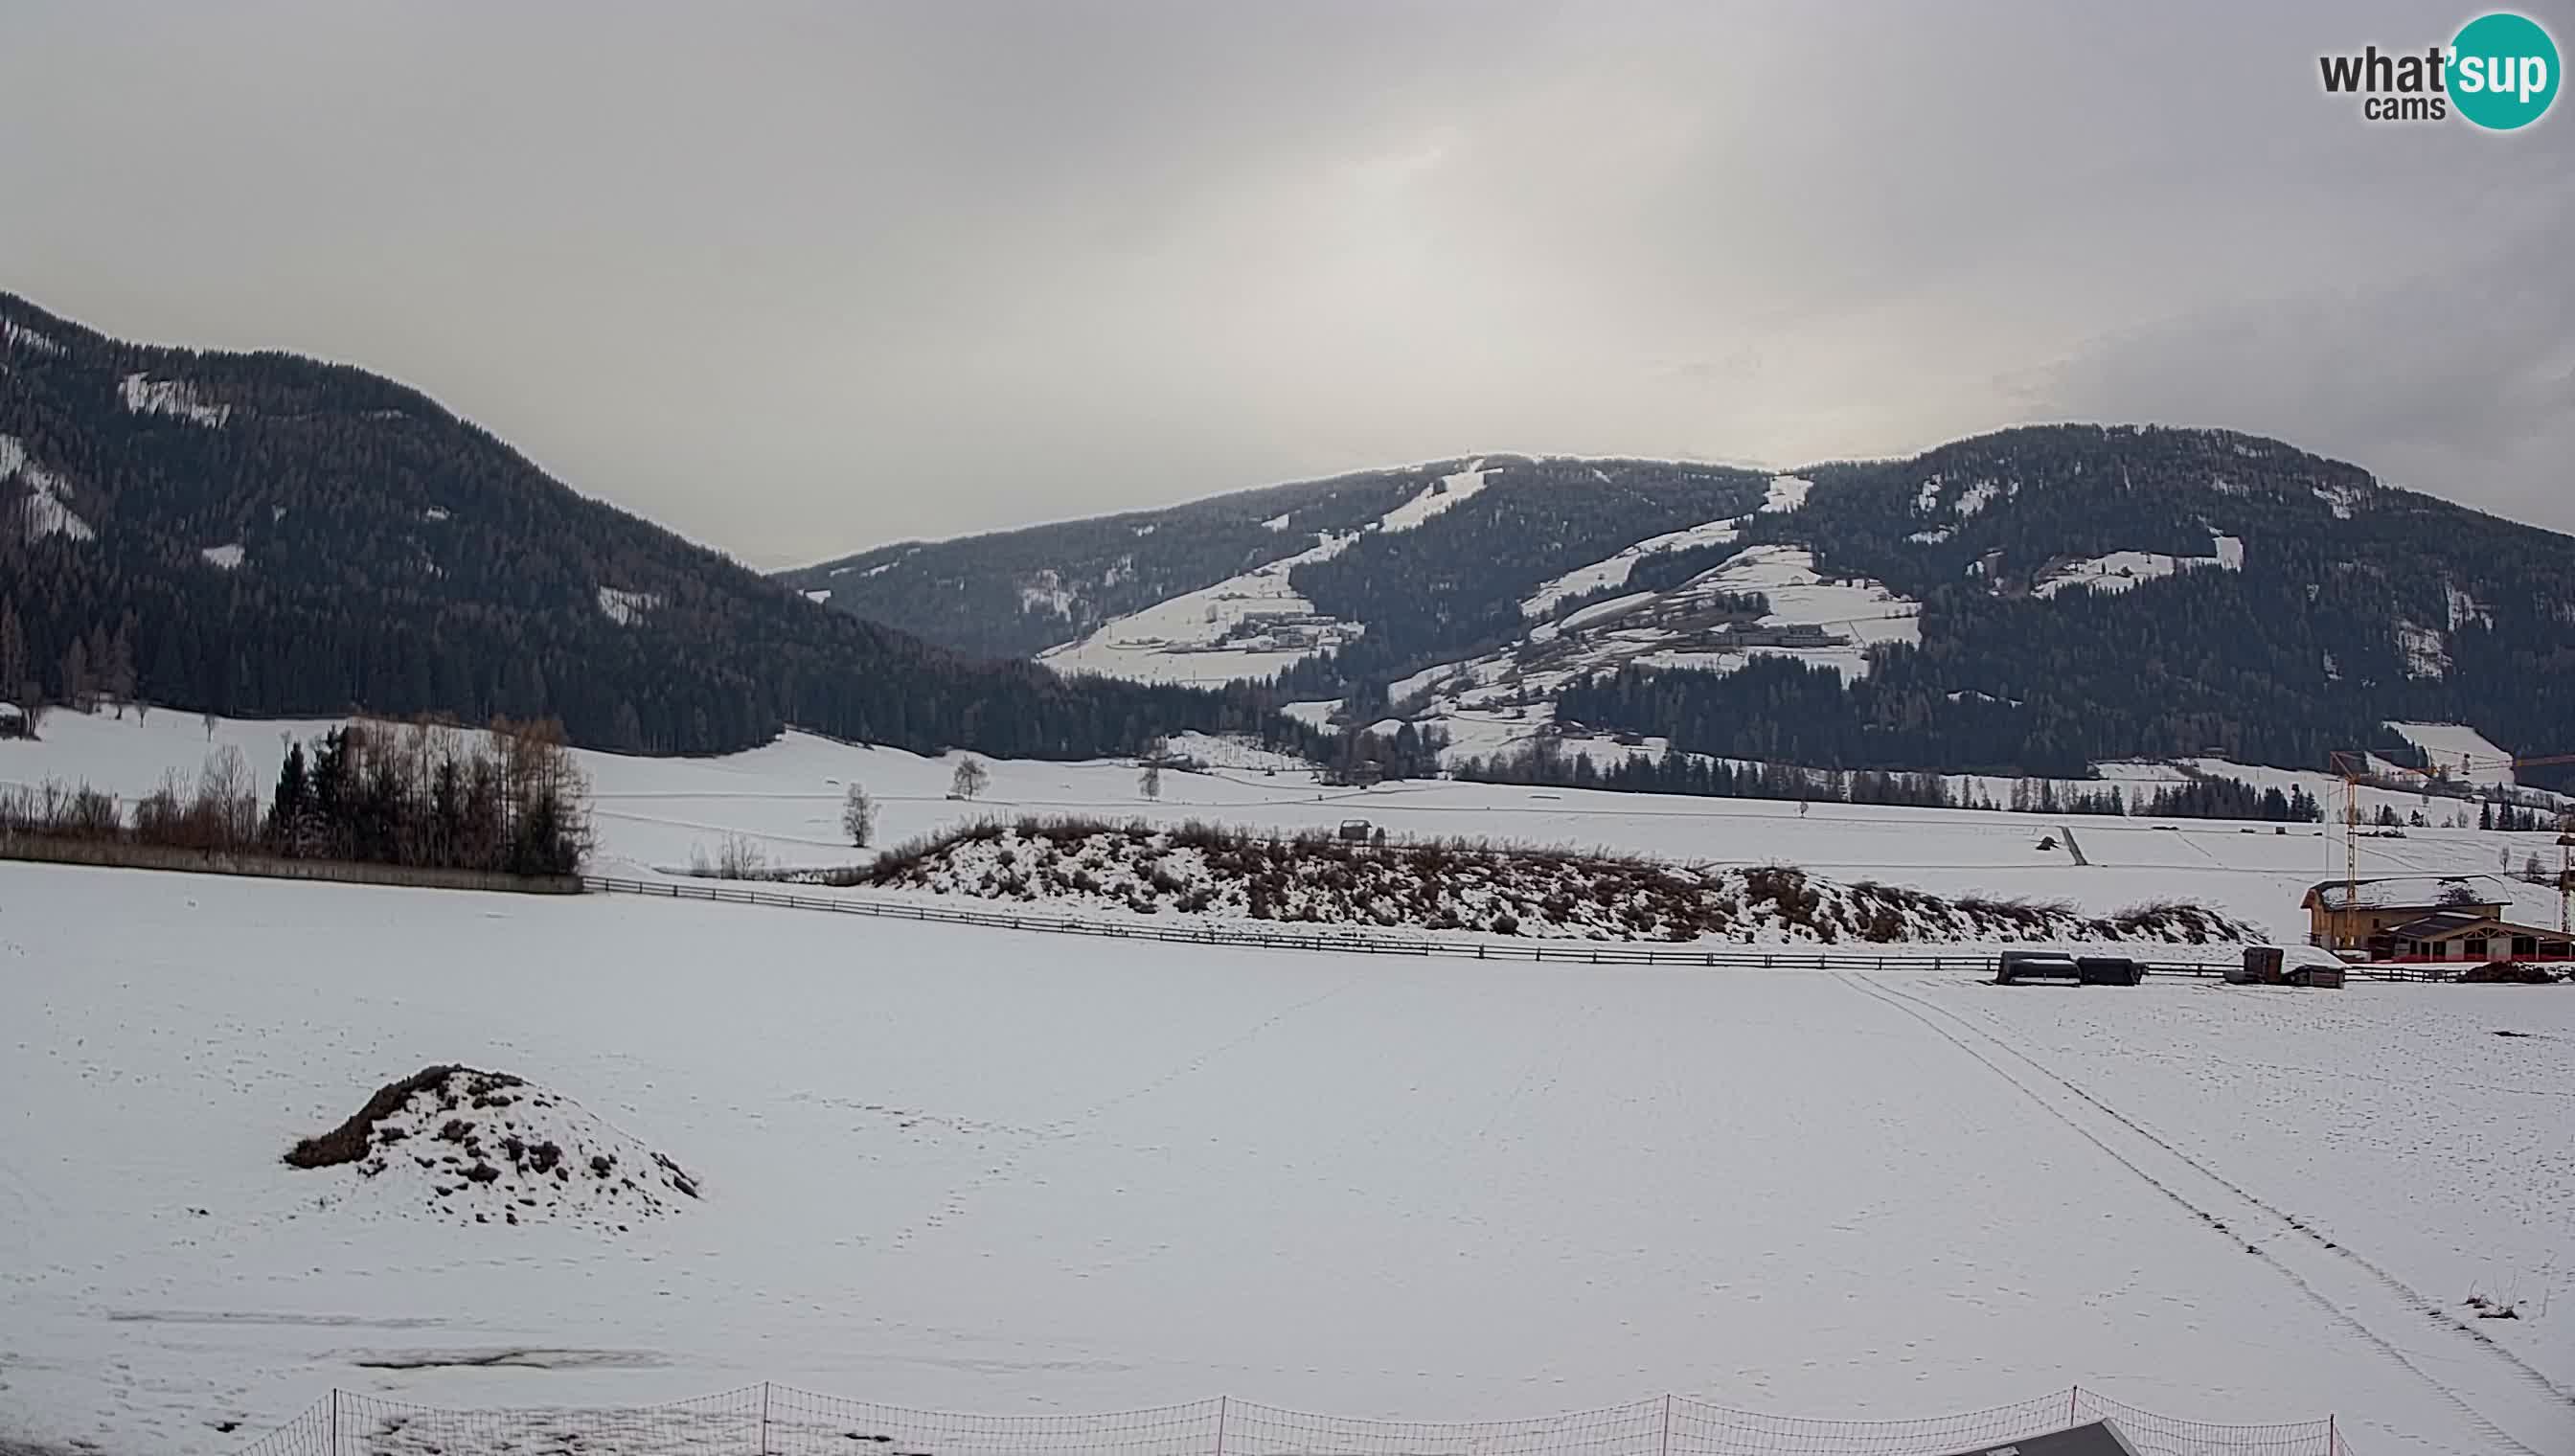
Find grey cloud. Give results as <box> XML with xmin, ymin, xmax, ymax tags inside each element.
<box><xmin>3</xmin><ymin>0</ymin><xmax>2569</xmax><ymax>564</ymax></box>
<box><xmin>2032</xmin><ymin>192</ymin><xmax>2575</xmax><ymax>533</ymax></box>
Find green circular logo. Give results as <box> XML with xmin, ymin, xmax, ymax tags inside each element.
<box><xmin>2451</xmin><ymin>11</ymin><xmax>2560</xmax><ymax>129</ymax></box>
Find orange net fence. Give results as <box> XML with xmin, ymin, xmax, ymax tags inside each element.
<box><xmin>226</xmin><ymin>1384</ymin><xmax>2348</xmax><ymax>1456</ymax></box>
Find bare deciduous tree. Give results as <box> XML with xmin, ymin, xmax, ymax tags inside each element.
<box><xmin>0</xmin><ymin>602</ymin><xmax>25</xmax><ymax>708</ymax></box>
<box><xmin>1139</xmin><ymin>761</ymin><xmax>1162</xmax><ymax>801</ymax></box>
<box><xmin>103</xmin><ymin>628</ymin><xmax>135</xmax><ymax>718</ymax></box>
<box><xmin>949</xmin><ymin>756</ymin><xmax>990</xmax><ymax>801</ymax></box>
<box><xmin>61</xmin><ymin>639</ymin><xmax>93</xmax><ymax>712</ymax></box>
<box><xmin>690</xmin><ymin>833</ymin><xmax>769</xmax><ymax>878</ymax></box>
<box><xmin>841</xmin><ymin>784</ymin><xmax>877</xmax><ymax>847</ymax></box>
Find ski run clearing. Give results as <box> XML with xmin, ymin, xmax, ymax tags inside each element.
<box><xmin>0</xmin><ymin>862</ymin><xmax>2567</xmax><ymax>1456</ymax></box>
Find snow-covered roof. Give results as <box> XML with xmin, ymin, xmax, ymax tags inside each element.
<box><xmin>0</xmin><ymin>700</ymin><xmax>22</xmax><ymax>718</ymax></box>
<box><xmin>2303</xmin><ymin>875</ymin><xmax>2507</xmax><ymax>912</ymax></box>
<box><xmin>2376</xmin><ymin>908</ymin><xmax>2553</xmax><ymax>941</ymax></box>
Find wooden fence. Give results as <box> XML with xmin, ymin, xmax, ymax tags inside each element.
<box><xmin>0</xmin><ymin>833</ymin><xmax>582</xmax><ymax>895</ymax></box>
<box><xmin>581</xmin><ymin>876</ymin><xmax>2461</xmax><ymax>980</ymax></box>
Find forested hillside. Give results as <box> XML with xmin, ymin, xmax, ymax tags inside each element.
<box><xmin>794</xmin><ymin>419</ymin><xmax>2575</xmax><ymax>791</ymax></box>
<box><xmin>1573</xmin><ymin>426</ymin><xmax>2575</xmax><ymax>788</ymax></box>
<box><xmin>0</xmin><ymin>293</ymin><xmax>1281</xmax><ymax>758</ymax></box>
<box><xmin>778</xmin><ymin>468</ymin><xmax>1428</xmax><ymax>658</ymax></box>
<box><xmin>1274</xmin><ymin>458</ymin><xmax>1770</xmax><ymax>694</ymax></box>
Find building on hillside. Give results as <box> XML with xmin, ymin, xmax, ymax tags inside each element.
<box><xmin>0</xmin><ymin>702</ymin><xmax>26</xmax><ymax>739</ymax></box>
<box><xmin>2300</xmin><ymin>875</ymin><xmax>2506</xmax><ymax>952</ymax></box>
<box><xmin>2301</xmin><ymin>875</ymin><xmax>2569</xmax><ymax>961</ymax></box>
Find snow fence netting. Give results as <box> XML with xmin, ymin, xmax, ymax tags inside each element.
<box><xmin>226</xmin><ymin>1386</ymin><xmax>2351</xmax><ymax>1456</ymax></box>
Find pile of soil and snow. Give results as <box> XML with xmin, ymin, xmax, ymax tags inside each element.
<box><xmin>285</xmin><ymin>1066</ymin><xmax>699</xmax><ymax>1231</ymax></box>
<box><xmin>864</xmin><ymin>819</ymin><xmax>2260</xmax><ymax>944</ymax></box>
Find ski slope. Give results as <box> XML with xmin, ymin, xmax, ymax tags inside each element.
<box><xmin>0</xmin><ymin>865</ymin><xmax>2567</xmax><ymax>1456</ymax></box>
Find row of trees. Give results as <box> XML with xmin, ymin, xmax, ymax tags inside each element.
<box><xmin>0</xmin><ymin>715</ymin><xmax>593</xmax><ymax>876</ymax></box>
<box><xmin>1450</xmin><ymin>735</ymin><xmax>2331</xmax><ymax>823</ymax></box>
<box><xmin>265</xmin><ymin>717</ymin><xmax>590</xmax><ymax>875</ymax></box>
<box><xmin>2480</xmin><ymin>800</ymin><xmax>2556</xmax><ymax>832</ymax></box>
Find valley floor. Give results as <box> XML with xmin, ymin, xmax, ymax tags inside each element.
<box><xmin>1</xmin><ymin>866</ymin><xmax>2568</xmax><ymax>1456</ymax></box>
<box><xmin>8</xmin><ymin>710</ymin><xmax>2569</xmax><ymax>944</ymax></box>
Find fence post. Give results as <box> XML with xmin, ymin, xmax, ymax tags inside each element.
<box><xmin>1658</xmin><ymin>1393</ymin><xmax>1672</xmax><ymax>1456</ymax></box>
<box><xmin>1216</xmin><ymin>1395</ymin><xmax>1229</xmax><ymax>1456</ymax></box>
<box><xmin>2067</xmin><ymin>1383</ymin><xmax>2079</xmax><ymax>1426</ymax></box>
<box><xmin>330</xmin><ymin>1388</ymin><xmax>341</xmax><ymax>1456</ymax></box>
<box><xmin>762</xmin><ymin>1381</ymin><xmax>772</xmax><ymax>1454</ymax></box>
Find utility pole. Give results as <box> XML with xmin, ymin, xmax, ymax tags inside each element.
<box><xmin>2558</xmin><ymin>816</ymin><xmax>2572</xmax><ymax>935</ymax></box>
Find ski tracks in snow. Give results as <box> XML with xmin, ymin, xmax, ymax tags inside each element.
<box><xmin>888</xmin><ymin>971</ymin><xmax>1365</xmax><ymax>1250</ymax></box>
<box><xmin>1836</xmin><ymin>975</ymin><xmax>2573</xmax><ymax>1456</ymax></box>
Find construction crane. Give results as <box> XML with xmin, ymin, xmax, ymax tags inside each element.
<box><xmin>2328</xmin><ymin>747</ymin><xmax>2575</xmax><ymax>935</ymax></box>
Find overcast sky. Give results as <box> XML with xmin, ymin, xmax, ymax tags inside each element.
<box><xmin>4</xmin><ymin>1</ymin><xmax>2569</xmax><ymax>567</ymax></box>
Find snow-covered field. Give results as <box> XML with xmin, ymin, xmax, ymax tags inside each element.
<box><xmin>6</xmin><ymin>709</ymin><xmax>2568</xmax><ymax>944</ymax></box>
<box><xmin>0</xmin><ymin>864</ymin><xmax>2568</xmax><ymax>1456</ymax></box>
<box><xmin>2032</xmin><ymin>539</ymin><xmax>2244</xmax><ymax>600</ymax></box>
<box><xmin>1035</xmin><ymin>530</ymin><xmax>1365</xmax><ymax>687</ymax></box>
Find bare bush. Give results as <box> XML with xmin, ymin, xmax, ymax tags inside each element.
<box><xmin>688</xmin><ymin>833</ymin><xmax>771</xmax><ymax>879</ymax></box>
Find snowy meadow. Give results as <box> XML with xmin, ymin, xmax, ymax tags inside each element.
<box><xmin>1</xmin><ymin>714</ymin><xmax>2571</xmax><ymax>1456</ymax></box>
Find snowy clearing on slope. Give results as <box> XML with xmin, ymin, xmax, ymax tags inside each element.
<box><xmin>2395</xmin><ymin>621</ymin><xmax>2450</xmax><ymax>678</ymax></box>
<box><xmin>1630</xmin><ymin>544</ymin><xmax>1921</xmax><ymax>680</ymax></box>
<box><xmin>1549</xmin><ymin>589</ymin><xmax>1658</xmax><ymax>634</ymax></box>
<box><xmin>1017</xmin><ymin>574</ymin><xmax>1077</xmax><ymax>618</ymax></box>
<box><xmin>1758</xmin><ymin>474</ymin><xmax>1812</xmax><ymax>513</ymax></box>
<box><xmin>1517</xmin><ymin>517</ymin><xmax>1745</xmax><ymax>618</ymax></box>
<box><xmin>1376</xmin><ymin>460</ymin><xmax>1492</xmax><ymax>533</ymax></box>
<box><xmin>200</xmin><ymin>543</ymin><xmax>246</xmax><ymax>570</ymax></box>
<box><xmin>1280</xmin><ymin>699</ymin><xmax>1339</xmax><ymax>729</ymax></box>
<box><xmin>1</xmin><ymin>432</ymin><xmax>98</xmax><ymax>542</ymax></box>
<box><xmin>2032</xmin><ymin>540</ymin><xmax>2243</xmax><ymax>600</ymax></box>
<box><xmin>597</xmin><ymin>586</ymin><xmax>660</xmax><ymax>626</ymax></box>
<box><xmin>2445</xmin><ymin>582</ymin><xmax>2492</xmax><ymax>631</ymax></box>
<box><xmin>120</xmin><ymin>372</ymin><xmax>234</xmax><ymax>427</ymax></box>
<box><xmin>3</xmin><ymin>317</ymin><xmax>65</xmax><ymax>354</ymax></box>
<box><xmin>2386</xmin><ymin>722</ymin><xmax>2515</xmax><ymax>785</ymax></box>
<box><xmin>0</xmin><ymin>865</ymin><xmax>2566</xmax><ymax>1456</ymax></box>
<box><xmin>1037</xmin><ymin>531</ymin><xmax>1362</xmax><ymax>686</ymax></box>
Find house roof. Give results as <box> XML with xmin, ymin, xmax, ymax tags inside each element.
<box><xmin>2374</xmin><ymin>910</ymin><xmax>2565</xmax><ymax>942</ymax></box>
<box><xmin>2302</xmin><ymin>875</ymin><xmax>2507</xmax><ymax>912</ymax></box>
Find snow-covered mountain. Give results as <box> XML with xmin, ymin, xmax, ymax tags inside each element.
<box><xmin>787</xmin><ymin>426</ymin><xmax>2575</xmax><ymax>790</ymax></box>
<box><xmin>0</xmin><ymin>290</ymin><xmax>1272</xmax><ymax>762</ymax></box>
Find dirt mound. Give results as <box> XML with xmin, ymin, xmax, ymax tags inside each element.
<box><xmin>286</xmin><ymin>1066</ymin><xmax>699</xmax><ymax>1231</ymax></box>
